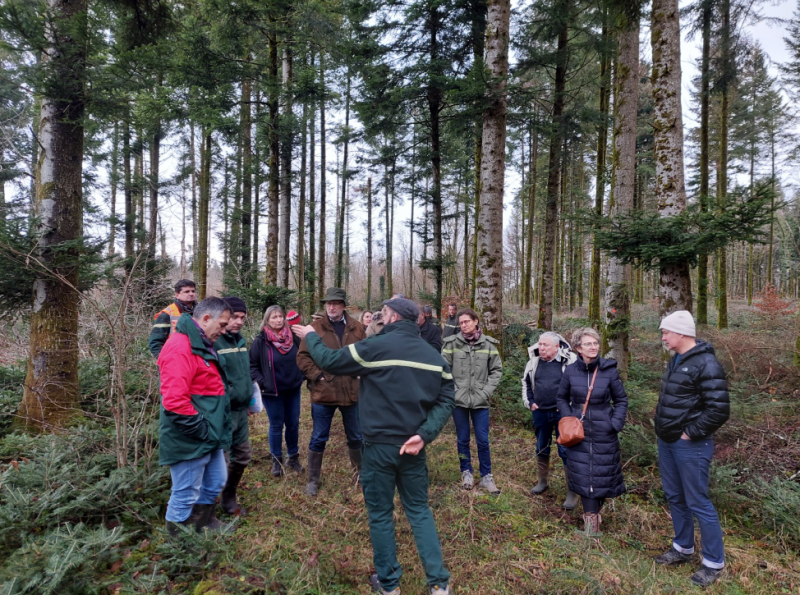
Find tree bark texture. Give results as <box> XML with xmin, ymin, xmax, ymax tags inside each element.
<box><xmin>317</xmin><ymin>56</ymin><xmax>327</xmax><ymax>300</ymax></box>
<box><xmin>604</xmin><ymin>13</ymin><xmax>639</xmax><ymax>380</ymax></box>
<box><xmin>20</xmin><ymin>0</ymin><xmax>88</xmax><ymax>430</ymax></box>
<box><xmin>716</xmin><ymin>0</ymin><xmax>730</xmax><ymax>329</ymax></box>
<box><xmin>537</xmin><ymin>0</ymin><xmax>569</xmax><ymax>330</ymax></box>
<box><xmin>651</xmin><ymin>0</ymin><xmax>692</xmax><ymax>316</ymax></box>
<box><xmin>279</xmin><ymin>46</ymin><xmax>293</xmax><ymax>288</ymax></box>
<box><xmin>266</xmin><ymin>26</ymin><xmax>280</xmax><ymax>286</ymax></box>
<box><xmin>475</xmin><ymin>0</ymin><xmax>510</xmax><ymax>344</ymax></box>
<box><xmin>197</xmin><ymin>131</ymin><xmax>211</xmax><ymax>299</ymax></box>
<box><xmin>240</xmin><ymin>68</ymin><xmax>253</xmax><ymax>286</ymax></box>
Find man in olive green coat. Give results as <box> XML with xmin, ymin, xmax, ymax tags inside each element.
<box><xmin>441</xmin><ymin>308</ymin><xmax>503</xmax><ymax>494</ymax></box>
<box><xmin>214</xmin><ymin>297</ymin><xmax>253</xmax><ymax>516</ymax></box>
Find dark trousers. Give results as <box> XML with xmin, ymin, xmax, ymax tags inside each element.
<box><xmin>226</xmin><ymin>408</ymin><xmax>253</xmax><ymax>467</ymax></box>
<box><xmin>309</xmin><ymin>402</ymin><xmax>363</xmax><ymax>452</ymax></box>
<box><xmin>451</xmin><ymin>406</ymin><xmax>491</xmax><ymax>476</ymax></box>
<box><xmin>361</xmin><ymin>442</ymin><xmax>450</xmax><ymax>591</ymax></box>
<box><xmin>531</xmin><ymin>408</ymin><xmax>567</xmax><ymax>462</ymax></box>
<box><xmin>262</xmin><ymin>388</ymin><xmax>301</xmax><ymax>458</ymax></box>
<box><xmin>581</xmin><ymin>496</ymin><xmax>605</xmax><ymax>513</ymax></box>
<box><xmin>658</xmin><ymin>437</ymin><xmax>725</xmax><ymax>568</ymax></box>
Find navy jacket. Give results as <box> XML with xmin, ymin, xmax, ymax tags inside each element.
<box><xmin>655</xmin><ymin>341</ymin><xmax>729</xmax><ymax>443</ymax></box>
<box><xmin>556</xmin><ymin>357</ymin><xmax>628</xmax><ymax>499</ymax></box>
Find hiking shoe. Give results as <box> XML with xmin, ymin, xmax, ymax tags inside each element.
<box><xmin>461</xmin><ymin>470</ymin><xmax>474</xmax><ymax>490</ymax></box>
<box><xmin>369</xmin><ymin>572</ymin><xmax>400</xmax><ymax>594</ymax></box>
<box><xmin>478</xmin><ymin>473</ymin><xmax>500</xmax><ymax>495</ymax></box>
<box><xmin>270</xmin><ymin>456</ymin><xmax>284</xmax><ymax>477</ymax></box>
<box><xmin>690</xmin><ymin>566</ymin><xmax>723</xmax><ymax>587</ymax></box>
<box><xmin>429</xmin><ymin>584</ymin><xmax>452</xmax><ymax>595</ymax></box>
<box><xmin>286</xmin><ymin>454</ymin><xmax>305</xmax><ymax>473</ymax></box>
<box><xmin>655</xmin><ymin>548</ymin><xmax>693</xmax><ymax>566</ymax></box>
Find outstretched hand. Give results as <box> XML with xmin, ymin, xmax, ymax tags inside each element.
<box><xmin>399</xmin><ymin>435</ymin><xmax>425</xmax><ymax>456</ymax></box>
<box><xmin>292</xmin><ymin>325</ymin><xmax>316</xmax><ymax>340</ymax></box>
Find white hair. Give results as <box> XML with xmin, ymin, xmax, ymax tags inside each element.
<box><xmin>538</xmin><ymin>332</ymin><xmax>561</xmax><ymax>347</ymax></box>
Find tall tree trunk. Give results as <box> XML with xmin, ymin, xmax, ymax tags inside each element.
<box><xmin>317</xmin><ymin>55</ymin><xmax>327</xmax><ymax>300</ymax></box>
<box><xmin>717</xmin><ymin>0</ymin><xmax>730</xmax><ymax>329</ymax></box>
<box><xmin>241</xmin><ymin>65</ymin><xmax>253</xmax><ymax>286</ymax></box>
<box><xmin>123</xmin><ymin>121</ymin><xmax>133</xmax><ymax>267</ymax></box>
<box><xmin>589</xmin><ymin>13</ymin><xmax>611</xmax><ymax>325</ymax></box>
<box><xmin>605</xmin><ymin>7</ymin><xmax>639</xmax><ymax>380</ymax></box>
<box><xmin>367</xmin><ymin>177</ymin><xmax>373</xmax><ymax>309</ymax></box>
<box><xmin>133</xmin><ymin>131</ymin><xmax>143</xmax><ymax>252</ymax></box>
<box><xmin>279</xmin><ymin>45</ymin><xmax>293</xmax><ymax>288</ymax></box>
<box><xmin>266</xmin><ymin>25</ymin><xmax>280</xmax><ymax>286</ymax></box>
<box><xmin>308</xmin><ymin>71</ymin><xmax>317</xmax><ymax>306</ymax></box>
<box><xmin>190</xmin><ymin>122</ymin><xmax>198</xmax><ymax>274</ymax></box>
<box><xmin>537</xmin><ymin>1</ymin><xmax>569</xmax><ymax>329</ymax></box>
<box><xmin>475</xmin><ymin>0</ymin><xmax>510</xmax><ymax>343</ymax></box>
<box><xmin>428</xmin><ymin>7</ymin><xmax>444</xmax><ymax>317</ymax></box>
<box><xmin>109</xmin><ymin>122</ymin><xmax>118</xmax><ymax>256</ymax></box>
<box><xmin>696</xmin><ymin>0</ymin><xmax>711</xmax><ymax>324</ymax></box>
<box><xmin>336</xmin><ymin>71</ymin><xmax>351</xmax><ymax>287</ymax></box>
<box><xmin>197</xmin><ymin>131</ymin><xmax>211</xmax><ymax>299</ymax></box>
<box><xmin>20</xmin><ymin>0</ymin><xmax>88</xmax><ymax>430</ymax></box>
<box><xmin>253</xmin><ymin>87</ymin><xmax>261</xmax><ymax>276</ymax></box>
<box><xmin>297</xmin><ymin>102</ymin><xmax>307</xmax><ymax>313</ymax></box>
<box><xmin>148</xmin><ymin>81</ymin><xmax>161</xmax><ymax>258</ymax></box>
<box><xmin>523</xmin><ymin>116</ymin><xmax>538</xmax><ymax>309</ymax></box>
<box><xmin>469</xmin><ymin>0</ymin><xmax>487</xmax><ymax>308</ymax></box>
<box><xmin>384</xmin><ymin>162</ymin><xmax>393</xmax><ymax>297</ymax></box>
<box><xmin>651</xmin><ymin>0</ymin><xmax>692</xmax><ymax>316</ymax></box>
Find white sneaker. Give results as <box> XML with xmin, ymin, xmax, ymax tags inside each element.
<box><xmin>478</xmin><ymin>473</ymin><xmax>500</xmax><ymax>495</ymax></box>
<box><xmin>429</xmin><ymin>584</ymin><xmax>452</xmax><ymax>595</ymax></box>
<box><xmin>461</xmin><ymin>470</ymin><xmax>474</xmax><ymax>490</ymax></box>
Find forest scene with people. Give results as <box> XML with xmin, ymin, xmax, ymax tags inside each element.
<box><xmin>0</xmin><ymin>0</ymin><xmax>799</xmax><ymax>591</ymax></box>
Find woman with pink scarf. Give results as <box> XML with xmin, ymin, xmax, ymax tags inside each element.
<box><xmin>249</xmin><ymin>305</ymin><xmax>306</xmax><ymax>477</ymax></box>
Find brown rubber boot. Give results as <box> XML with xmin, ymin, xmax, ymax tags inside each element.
<box><xmin>305</xmin><ymin>450</ymin><xmax>324</xmax><ymax>496</ymax></box>
<box><xmin>530</xmin><ymin>455</ymin><xmax>550</xmax><ymax>494</ymax></box>
<box><xmin>348</xmin><ymin>448</ymin><xmax>363</xmax><ymax>484</ymax></box>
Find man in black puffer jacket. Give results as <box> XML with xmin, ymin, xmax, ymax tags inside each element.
<box><xmin>654</xmin><ymin>310</ymin><xmax>729</xmax><ymax>588</ymax></box>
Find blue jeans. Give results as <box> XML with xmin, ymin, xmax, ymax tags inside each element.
<box><xmin>531</xmin><ymin>408</ymin><xmax>567</xmax><ymax>463</ymax></box>
<box><xmin>263</xmin><ymin>387</ymin><xmax>301</xmax><ymax>458</ymax></box>
<box><xmin>309</xmin><ymin>403</ymin><xmax>363</xmax><ymax>452</ymax></box>
<box><xmin>658</xmin><ymin>437</ymin><xmax>725</xmax><ymax>569</ymax></box>
<box><xmin>452</xmin><ymin>406</ymin><xmax>491</xmax><ymax>477</ymax></box>
<box><xmin>166</xmin><ymin>448</ymin><xmax>227</xmax><ymax>522</ymax></box>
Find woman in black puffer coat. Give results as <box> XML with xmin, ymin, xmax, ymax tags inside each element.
<box><xmin>556</xmin><ymin>327</ymin><xmax>628</xmax><ymax>535</ymax></box>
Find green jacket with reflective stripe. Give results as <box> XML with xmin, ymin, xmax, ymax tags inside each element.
<box><xmin>214</xmin><ymin>331</ymin><xmax>252</xmax><ymax>411</ymax></box>
<box><xmin>441</xmin><ymin>332</ymin><xmax>503</xmax><ymax>409</ymax></box>
<box><xmin>304</xmin><ymin>319</ymin><xmax>455</xmax><ymax>446</ymax></box>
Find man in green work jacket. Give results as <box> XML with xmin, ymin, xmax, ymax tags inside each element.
<box><xmin>214</xmin><ymin>296</ymin><xmax>253</xmax><ymax>516</ymax></box>
<box><xmin>293</xmin><ymin>297</ymin><xmax>456</xmax><ymax>595</ymax></box>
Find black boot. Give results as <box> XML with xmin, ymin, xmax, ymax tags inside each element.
<box><xmin>305</xmin><ymin>450</ymin><xmax>324</xmax><ymax>496</ymax></box>
<box><xmin>195</xmin><ymin>503</ymin><xmax>234</xmax><ymax>534</ymax></box>
<box><xmin>286</xmin><ymin>453</ymin><xmax>305</xmax><ymax>473</ymax></box>
<box><xmin>166</xmin><ymin>503</ymin><xmax>206</xmax><ymax>537</ymax></box>
<box><xmin>348</xmin><ymin>448</ymin><xmax>363</xmax><ymax>484</ymax></box>
<box><xmin>221</xmin><ymin>463</ymin><xmax>248</xmax><ymax>516</ymax></box>
<box><xmin>271</xmin><ymin>455</ymin><xmax>284</xmax><ymax>477</ymax></box>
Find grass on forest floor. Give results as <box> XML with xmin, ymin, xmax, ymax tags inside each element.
<box><xmin>220</xmin><ymin>405</ymin><xmax>800</xmax><ymax>595</ymax></box>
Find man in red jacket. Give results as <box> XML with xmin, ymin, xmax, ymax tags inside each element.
<box><xmin>158</xmin><ymin>297</ymin><xmax>232</xmax><ymax>536</ymax></box>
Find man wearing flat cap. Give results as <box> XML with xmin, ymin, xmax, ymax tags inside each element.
<box><xmin>294</xmin><ymin>297</ymin><xmax>456</xmax><ymax>595</ymax></box>
<box><xmin>296</xmin><ymin>287</ymin><xmax>366</xmax><ymax>495</ymax></box>
<box><xmin>654</xmin><ymin>310</ymin><xmax>730</xmax><ymax>588</ymax></box>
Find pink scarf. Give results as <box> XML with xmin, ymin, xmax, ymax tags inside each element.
<box><xmin>463</xmin><ymin>328</ymin><xmax>482</xmax><ymax>344</ymax></box>
<box><xmin>264</xmin><ymin>325</ymin><xmax>294</xmax><ymax>354</ymax></box>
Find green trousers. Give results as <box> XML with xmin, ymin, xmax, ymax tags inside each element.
<box><xmin>227</xmin><ymin>408</ymin><xmax>252</xmax><ymax>466</ymax></box>
<box><xmin>361</xmin><ymin>442</ymin><xmax>450</xmax><ymax>591</ymax></box>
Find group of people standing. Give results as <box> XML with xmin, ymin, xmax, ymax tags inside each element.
<box><xmin>150</xmin><ymin>279</ymin><xmax>731</xmax><ymax>592</ymax></box>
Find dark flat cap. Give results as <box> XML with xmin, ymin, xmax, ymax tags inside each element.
<box><xmin>382</xmin><ymin>298</ymin><xmax>419</xmax><ymax>321</ymax></box>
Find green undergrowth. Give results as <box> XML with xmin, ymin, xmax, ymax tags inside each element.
<box><xmin>0</xmin><ymin>303</ymin><xmax>798</xmax><ymax>593</ymax></box>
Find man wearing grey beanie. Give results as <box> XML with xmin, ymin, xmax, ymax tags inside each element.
<box><xmin>654</xmin><ymin>310</ymin><xmax>730</xmax><ymax>587</ymax></box>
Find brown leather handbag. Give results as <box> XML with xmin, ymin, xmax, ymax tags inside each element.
<box><xmin>557</xmin><ymin>367</ymin><xmax>599</xmax><ymax>447</ymax></box>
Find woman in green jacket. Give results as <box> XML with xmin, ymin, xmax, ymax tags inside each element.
<box><xmin>441</xmin><ymin>308</ymin><xmax>503</xmax><ymax>494</ymax></box>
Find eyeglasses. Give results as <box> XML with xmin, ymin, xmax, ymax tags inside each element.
<box><xmin>580</xmin><ymin>341</ymin><xmax>599</xmax><ymax>348</ymax></box>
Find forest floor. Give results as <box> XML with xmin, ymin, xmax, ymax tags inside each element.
<box><xmin>1</xmin><ymin>301</ymin><xmax>799</xmax><ymax>595</ymax></box>
<box><xmin>215</xmin><ymin>302</ymin><xmax>800</xmax><ymax>595</ymax></box>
